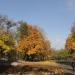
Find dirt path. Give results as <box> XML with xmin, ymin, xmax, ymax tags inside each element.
<box><xmin>11</xmin><ymin>60</ymin><xmax>64</xmax><ymax>74</ymax></box>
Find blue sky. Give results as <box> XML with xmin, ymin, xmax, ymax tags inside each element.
<box><xmin>0</xmin><ymin>0</ymin><xmax>75</xmax><ymax>49</ymax></box>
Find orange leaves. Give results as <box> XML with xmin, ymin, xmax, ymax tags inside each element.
<box><xmin>65</xmin><ymin>23</ymin><xmax>75</xmax><ymax>52</ymax></box>
<box><xmin>17</xmin><ymin>25</ymin><xmax>51</xmax><ymax>56</ymax></box>
<box><xmin>65</xmin><ymin>34</ymin><xmax>75</xmax><ymax>51</ymax></box>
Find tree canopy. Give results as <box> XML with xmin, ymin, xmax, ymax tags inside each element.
<box><xmin>17</xmin><ymin>24</ymin><xmax>51</xmax><ymax>58</ymax></box>
<box><xmin>0</xmin><ymin>15</ymin><xmax>52</xmax><ymax>61</ymax></box>
<box><xmin>65</xmin><ymin>22</ymin><xmax>75</xmax><ymax>53</ymax></box>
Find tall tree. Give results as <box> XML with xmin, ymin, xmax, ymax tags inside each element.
<box><xmin>17</xmin><ymin>25</ymin><xmax>51</xmax><ymax>61</ymax></box>
<box><xmin>0</xmin><ymin>29</ymin><xmax>15</xmax><ymax>59</ymax></box>
<box><xmin>65</xmin><ymin>22</ymin><xmax>75</xmax><ymax>53</ymax></box>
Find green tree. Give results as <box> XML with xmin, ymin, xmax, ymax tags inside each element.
<box><xmin>18</xmin><ymin>21</ymin><xmax>28</xmax><ymax>38</ymax></box>
<box><xmin>55</xmin><ymin>49</ymin><xmax>71</xmax><ymax>58</ymax></box>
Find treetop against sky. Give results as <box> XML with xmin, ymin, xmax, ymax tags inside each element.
<box><xmin>0</xmin><ymin>0</ymin><xmax>75</xmax><ymax>49</ymax></box>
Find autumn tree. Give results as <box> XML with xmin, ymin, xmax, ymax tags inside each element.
<box><xmin>0</xmin><ymin>15</ymin><xmax>17</xmax><ymax>60</ymax></box>
<box><xmin>0</xmin><ymin>15</ymin><xmax>52</xmax><ymax>61</ymax></box>
<box><xmin>0</xmin><ymin>29</ymin><xmax>16</xmax><ymax>60</ymax></box>
<box><xmin>65</xmin><ymin>22</ymin><xmax>75</xmax><ymax>54</ymax></box>
<box><xmin>17</xmin><ymin>24</ymin><xmax>51</xmax><ymax>61</ymax></box>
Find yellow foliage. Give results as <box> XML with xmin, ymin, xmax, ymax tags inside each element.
<box><xmin>0</xmin><ymin>40</ymin><xmax>4</xmax><ymax>46</ymax></box>
<box><xmin>65</xmin><ymin>34</ymin><xmax>75</xmax><ymax>51</ymax></box>
<box><xmin>0</xmin><ymin>29</ymin><xmax>15</xmax><ymax>53</ymax></box>
<box><xmin>17</xmin><ymin>25</ymin><xmax>51</xmax><ymax>56</ymax></box>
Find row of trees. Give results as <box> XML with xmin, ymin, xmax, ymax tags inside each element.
<box><xmin>0</xmin><ymin>16</ymin><xmax>51</xmax><ymax>61</ymax></box>
<box><xmin>0</xmin><ymin>15</ymin><xmax>75</xmax><ymax>61</ymax></box>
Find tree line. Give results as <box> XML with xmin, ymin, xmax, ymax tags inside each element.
<box><xmin>0</xmin><ymin>15</ymin><xmax>51</xmax><ymax>61</ymax></box>
<box><xmin>0</xmin><ymin>15</ymin><xmax>75</xmax><ymax>61</ymax></box>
